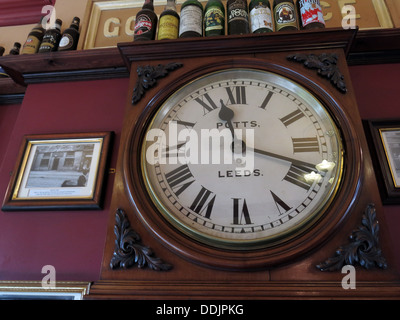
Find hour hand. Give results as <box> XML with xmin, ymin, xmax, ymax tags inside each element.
<box><xmin>218</xmin><ymin>99</ymin><xmax>235</xmax><ymax>138</ymax></box>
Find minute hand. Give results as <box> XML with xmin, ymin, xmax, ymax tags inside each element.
<box><xmin>251</xmin><ymin>147</ymin><xmax>317</xmax><ymax>170</ymax></box>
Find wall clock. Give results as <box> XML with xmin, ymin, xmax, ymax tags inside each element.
<box><xmin>90</xmin><ymin>31</ymin><xmax>400</xmax><ymax>298</ymax></box>
<box><xmin>123</xmin><ymin>59</ymin><xmax>362</xmax><ymax>270</ymax></box>
<box><xmin>141</xmin><ymin>68</ymin><xmax>343</xmax><ymax>249</ymax></box>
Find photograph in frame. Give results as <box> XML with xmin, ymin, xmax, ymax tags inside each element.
<box><xmin>380</xmin><ymin>128</ymin><xmax>400</xmax><ymax>188</ymax></box>
<box><xmin>365</xmin><ymin>119</ymin><xmax>400</xmax><ymax>204</ymax></box>
<box><xmin>2</xmin><ymin>132</ymin><xmax>112</xmax><ymax>211</ymax></box>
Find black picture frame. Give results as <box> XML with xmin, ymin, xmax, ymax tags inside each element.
<box><xmin>366</xmin><ymin>119</ymin><xmax>400</xmax><ymax>204</ymax></box>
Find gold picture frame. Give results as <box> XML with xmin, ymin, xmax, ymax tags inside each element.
<box><xmin>2</xmin><ymin>132</ymin><xmax>113</xmax><ymax>211</ymax></box>
<box><xmin>0</xmin><ymin>281</ymin><xmax>90</xmax><ymax>300</ymax></box>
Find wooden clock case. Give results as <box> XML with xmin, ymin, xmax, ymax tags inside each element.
<box><xmin>89</xmin><ymin>28</ymin><xmax>400</xmax><ymax>299</ymax></box>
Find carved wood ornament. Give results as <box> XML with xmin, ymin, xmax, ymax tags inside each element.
<box><xmin>287</xmin><ymin>53</ymin><xmax>347</xmax><ymax>93</ymax></box>
<box><xmin>131</xmin><ymin>63</ymin><xmax>183</xmax><ymax>105</ymax></box>
<box><xmin>110</xmin><ymin>208</ymin><xmax>172</xmax><ymax>271</ymax></box>
<box><xmin>317</xmin><ymin>204</ymin><xmax>387</xmax><ymax>271</ymax></box>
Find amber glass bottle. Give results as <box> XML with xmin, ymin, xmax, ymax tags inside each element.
<box><xmin>9</xmin><ymin>42</ymin><xmax>21</xmax><ymax>55</ymax></box>
<box><xmin>58</xmin><ymin>17</ymin><xmax>81</xmax><ymax>51</ymax></box>
<box><xmin>38</xmin><ymin>19</ymin><xmax>63</xmax><ymax>53</ymax></box>
<box><xmin>134</xmin><ymin>0</ymin><xmax>158</xmax><ymax>41</ymax></box>
<box><xmin>21</xmin><ymin>17</ymin><xmax>45</xmax><ymax>54</ymax></box>
<box><xmin>227</xmin><ymin>0</ymin><xmax>249</xmax><ymax>35</ymax></box>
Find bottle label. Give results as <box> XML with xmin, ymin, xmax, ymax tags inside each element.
<box><xmin>59</xmin><ymin>34</ymin><xmax>73</xmax><ymax>49</ymax></box>
<box><xmin>157</xmin><ymin>15</ymin><xmax>179</xmax><ymax>40</ymax></box>
<box><xmin>179</xmin><ymin>5</ymin><xmax>203</xmax><ymax>36</ymax></box>
<box><xmin>204</xmin><ymin>6</ymin><xmax>225</xmax><ymax>31</ymax></box>
<box><xmin>274</xmin><ymin>2</ymin><xmax>297</xmax><ymax>31</ymax></box>
<box><xmin>298</xmin><ymin>0</ymin><xmax>325</xmax><ymax>27</ymax></box>
<box><xmin>22</xmin><ymin>36</ymin><xmax>40</xmax><ymax>54</ymax></box>
<box><xmin>228</xmin><ymin>0</ymin><xmax>248</xmax><ymax>23</ymax></box>
<box><xmin>135</xmin><ymin>14</ymin><xmax>153</xmax><ymax>35</ymax></box>
<box><xmin>250</xmin><ymin>5</ymin><xmax>273</xmax><ymax>32</ymax></box>
<box><xmin>39</xmin><ymin>34</ymin><xmax>58</xmax><ymax>52</ymax></box>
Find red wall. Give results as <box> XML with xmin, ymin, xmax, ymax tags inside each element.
<box><xmin>0</xmin><ymin>78</ymin><xmax>128</xmax><ymax>281</ymax></box>
<box><xmin>0</xmin><ymin>63</ymin><xmax>399</xmax><ymax>281</ymax></box>
<box><xmin>350</xmin><ymin>63</ymin><xmax>400</xmax><ymax>271</ymax></box>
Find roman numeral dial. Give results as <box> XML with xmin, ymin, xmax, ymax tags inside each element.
<box><xmin>142</xmin><ymin>69</ymin><xmax>343</xmax><ymax>248</ymax></box>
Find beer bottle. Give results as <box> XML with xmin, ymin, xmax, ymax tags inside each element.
<box><xmin>21</xmin><ymin>17</ymin><xmax>46</xmax><ymax>54</ymax></box>
<box><xmin>227</xmin><ymin>0</ymin><xmax>249</xmax><ymax>35</ymax></box>
<box><xmin>273</xmin><ymin>0</ymin><xmax>298</xmax><ymax>32</ymax></box>
<box><xmin>134</xmin><ymin>0</ymin><xmax>158</xmax><ymax>41</ymax></box>
<box><xmin>297</xmin><ymin>0</ymin><xmax>325</xmax><ymax>29</ymax></box>
<box><xmin>249</xmin><ymin>0</ymin><xmax>273</xmax><ymax>33</ymax></box>
<box><xmin>204</xmin><ymin>0</ymin><xmax>225</xmax><ymax>36</ymax></box>
<box><xmin>179</xmin><ymin>0</ymin><xmax>204</xmax><ymax>38</ymax></box>
<box><xmin>9</xmin><ymin>42</ymin><xmax>21</xmax><ymax>55</ymax></box>
<box><xmin>58</xmin><ymin>17</ymin><xmax>81</xmax><ymax>51</ymax></box>
<box><xmin>157</xmin><ymin>0</ymin><xmax>180</xmax><ymax>40</ymax></box>
<box><xmin>0</xmin><ymin>46</ymin><xmax>4</xmax><ymax>56</ymax></box>
<box><xmin>38</xmin><ymin>19</ymin><xmax>63</xmax><ymax>53</ymax></box>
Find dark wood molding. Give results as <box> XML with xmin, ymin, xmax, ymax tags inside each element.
<box><xmin>0</xmin><ymin>28</ymin><xmax>398</xmax><ymax>95</ymax></box>
<box><xmin>118</xmin><ymin>28</ymin><xmax>357</xmax><ymax>70</ymax></box>
<box><xmin>87</xmin><ymin>279</ymin><xmax>400</xmax><ymax>299</ymax></box>
<box><xmin>0</xmin><ymin>78</ymin><xmax>26</xmax><ymax>105</ymax></box>
<box><xmin>0</xmin><ymin>47</ymin><xmax>127</xmax><ymax>86</ymax></box>
<box><xmin>348</xmin><ymin>28</ymin><xmax>400</xmax><ymax>65</ymax></box>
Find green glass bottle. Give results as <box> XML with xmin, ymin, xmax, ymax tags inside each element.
<box><xmin>273</xmin><ymin>0</ymin><xmax>298</xmax><ymax>32</ymax></box>
<box><xmin>204</xmin><ymin>0</ymin><xmax>225</xmax><ymax>37</ymax></box>
<box><xmin>249</xmin><ymin>0</ymin><xmax>274</xmax><ymax>33</ymax></box>
<box><xmin>179</xmin><ymin>0</ymin><xmax>204</xmax><ymax>38</ymax></box>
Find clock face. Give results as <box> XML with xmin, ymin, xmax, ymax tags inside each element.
<box><xmin>141</xmin><ymin>69</ymin><xmax>344</xmax><ymax>249</ymax></box>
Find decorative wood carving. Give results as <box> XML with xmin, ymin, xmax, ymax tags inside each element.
<box><xmin>110</xmin><ymin>208</ymin><xmax>173</xmax><ymax>271</ymax></box>
<box><xmin>287</xmin><ymin>53</ymin><xmax>347</xmax><ymax>93</ymax></box>
<box><xmin>316</xmin><ymin>204</ymin><xmax>387</xmax><ymax>271</ymax></box>
<box><xmin>132</xmin><ymin>63</ymin><xmax>183</xmax><ymax>105</ymax></box>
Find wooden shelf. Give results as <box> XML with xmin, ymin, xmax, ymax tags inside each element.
<box><xmin>0</xmin><ymin>27</ymin><xmax>399</xmax><ymax>104</ymax></box>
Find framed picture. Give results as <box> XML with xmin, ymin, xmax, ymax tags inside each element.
<box><xmin>0</xmin><ymin>281</ymin><xmax>90</xmax><ymax>300</ymax></box>
<box><xmin>366</xmin><ymin>119</ymin><xmax>400</xmax><ymax>204</ymax></box>
<box><xmin>2</xmin><ymin>132</ymin><xmax>113</xmax><ymax>211</ymax></box>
